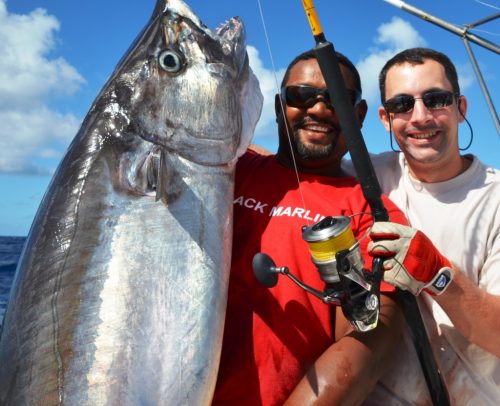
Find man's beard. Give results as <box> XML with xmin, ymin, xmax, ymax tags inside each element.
<box><xmin>294</xmin><ymin>134</ymin><xmax>334</xmax><ymax>160</ymax></box>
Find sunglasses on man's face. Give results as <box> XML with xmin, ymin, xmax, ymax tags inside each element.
<box><xmin>281</xmin><ymin>85</ymin><xmax>361</xmax><ymax>110</ymax></box>
<box><xmin>384</xmin><ymin>90</ymin><xmax>456</xmax><ymax>114</ymax></box>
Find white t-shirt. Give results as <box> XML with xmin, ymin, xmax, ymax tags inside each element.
<box><xmin>345</xmin><ymin>152</ymin><xmax>500</xmax><ymax>405</ymax></box>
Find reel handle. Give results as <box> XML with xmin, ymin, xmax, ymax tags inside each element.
<box><xmin>252</xmin><ymin>252</ymin><xmax>336</xmax><ymax>304</ymax></box>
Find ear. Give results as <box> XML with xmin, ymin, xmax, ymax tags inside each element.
<box><xmin>378</xmin><ymin>105</ymin><xmax>391</xmax><ymax>131</ymax></box>
<box><xmin>457</xmin><ymin>95</ymin><xmax>468</xmax><ymax>123</ymax></box>
<box><xmin>356</xmin><ymin>99</ymin><xmax>368</xmax><ymax>128</ymax></box>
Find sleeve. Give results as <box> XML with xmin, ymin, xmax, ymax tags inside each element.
<box><xmin>234</xmin><ymin>149</ymin><xmax>262</xmax><ymax>196</ymax></box>
<box><xmin>479</xmin><ymin>209</ymin><xmax>500</xmax><ymax>295</ymax></box>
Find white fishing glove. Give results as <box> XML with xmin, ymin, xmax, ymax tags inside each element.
<box><xmin>368</xmin><ymin>222</ymin><xmax>453</xmax><ymax>296</ymax></box>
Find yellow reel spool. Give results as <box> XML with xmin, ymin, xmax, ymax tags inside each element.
<box><xmin>302</xmin><ymin>216</ymin><xmax>355</xmax><ymax>262</ymax></box>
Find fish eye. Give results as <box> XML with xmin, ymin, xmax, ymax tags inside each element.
<box><xmin>158</xmin><ymin>50</ymin><xmax>184</xmax><ymax>74</ymax></box>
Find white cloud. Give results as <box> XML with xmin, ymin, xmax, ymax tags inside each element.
<box><xmin>356</xmin><ymin>17</ymin><xmax>427</xmax><ymax>103</ymax></box>
<box><xmin>0</xmin><ymin>0</ymin><xmax>84</xmax><ymax>174</ymax></box>
<box><xmin>375</xmin><ymin>16</ymin><xmax>426</xmax><ymax>50</ymax></box>
<box><xmin>455</xmin><ymin>62</ymin><xmax>475</xmax><ymax>93</ymax></box>
<box><xmin>247</xmin><ymin>45</ymin><xmax>285</xmax><ymax>140</ymax></box>
<box><xmin>0</xmin><ymin>107</ymin><xmax>80</xmax><ymax>174</ymax></box>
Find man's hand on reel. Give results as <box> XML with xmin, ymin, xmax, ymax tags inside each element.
<box><xmin>368</xmin><ymin>222</ymin><xmax>454</xmax><ymax>296</ymax></box>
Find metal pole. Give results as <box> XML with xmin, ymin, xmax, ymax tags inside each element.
<box><xmin>383</xmin><ymin>0</ymin><xmax>500</xmax><ymax>54</ymax></box>
<box><xmin>467</xmin><ymin>12</ymin><xmax>500</xmax><ymax>29</ymax></box>
<box><xmin>462</xmin><ymin>36</ymin><xmax>500</xmax><ymax>135</ymax></box>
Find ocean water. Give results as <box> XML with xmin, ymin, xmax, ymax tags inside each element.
<box><xmin>0</xmin><ymin>236</ymin><xmax>26</xmax><ymax>327</ymax></box>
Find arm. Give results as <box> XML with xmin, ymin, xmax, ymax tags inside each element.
<box><xmin>284</xmin><ymin>293</ymin><xmax>403</xmax><ymax>405</ymax></box>
<box><xmin>434</xmin><ymin>269</ymin><xmax>500</xmax><ymax>357</ymax></box>
<box><xmin>368</xmin><ymin>221</ymin><xmax>500</xmax><ymax>356</ymax></box>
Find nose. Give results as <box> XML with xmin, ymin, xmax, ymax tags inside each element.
<box><xmin>307</xmin><ymin>98</ymin><xmax>336</xmax><ymax>117</ymax></box>
<box><xmin>409</xmin><ymin>98</ymin><xmax>433</xmax><ymax>124</ymax></box>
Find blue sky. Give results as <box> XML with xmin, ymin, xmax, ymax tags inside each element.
<box><xmin>0</xmin><ymin>0</ymin><xmax>499</xmax><ymax>236</ymax></box>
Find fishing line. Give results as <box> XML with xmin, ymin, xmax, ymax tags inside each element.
<box><xmin>255</xmin><ymin>0</ymin><xmax>311</xmax><ymax>225</ymax></box>
<box><xmin>467</xmin><ymin>28</ymin><xmax>500</xmax><ymax>36</ymax></box>
<box><xmin>472</xmin><ymin>0</ymin><xmax>500</xmax><ymax>11</ymax></box>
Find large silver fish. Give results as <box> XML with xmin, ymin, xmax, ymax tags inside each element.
<box><xmin>0</xmin><ymin>1</ymin><xmax>263</xmax><ymax>404</ymax></box>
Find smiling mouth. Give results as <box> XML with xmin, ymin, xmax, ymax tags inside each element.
<box><xmin>299</xmin><ymin>126</ymin><xmax>336</xmax><ymax>145</ymax></box>
<box><xmin>302</xmin><ymin>123</ymin><xmax>333</xmax><ymax>133</ymax></box>
<box><xmin>408</xmin><ymin>131</ymin><xmax>438</xmax><ymax>140</ymax></box>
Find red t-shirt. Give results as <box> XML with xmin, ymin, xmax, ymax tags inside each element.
<box><xmin>212</xmin><ymin>151</ymin><xmax>406</xmax><ymax>406</ymax></box>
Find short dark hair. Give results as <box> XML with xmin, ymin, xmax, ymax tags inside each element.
<box><xmin>281</xmin><ymin>49</ymin><xmax>362</xmax><ymax>94</ymax></box>
<box><xmin>379</xmin><ymin>47</ymin><xmax>460</xmax><ymax>103</ymax></box>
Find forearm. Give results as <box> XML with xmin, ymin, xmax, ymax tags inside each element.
<box><xmin>435</xmin><ymin>268</ymin><xmax>500</xmax><ymax>357</ymax></box>
<box><xmin>284</xmin><ymin>295</ymin><xmax>403</xmax><ymax>405</ymax></box>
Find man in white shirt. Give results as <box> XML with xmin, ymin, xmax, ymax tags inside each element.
<box><xmin>365</xmin><ymin>47</ymin><xmax>500</xmax><ymax>405</ymax></box>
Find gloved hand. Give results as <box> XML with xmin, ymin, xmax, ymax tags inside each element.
<box><xmin>368</xmin><ymin>222</ymin><xmax>453</xmax><ymax>296</ymax></box>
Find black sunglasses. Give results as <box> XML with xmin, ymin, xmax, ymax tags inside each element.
<box><xmin>384</xmin><ymin>90</ymin><xmax>456</xmax><ymax>114</ymax></box>
<box><xmin>281</xmin><ymin>85</ymin><xmax>362</xmax><ymax>110</ymax></box>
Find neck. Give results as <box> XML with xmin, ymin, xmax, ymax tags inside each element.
<box><xmin>406</xmin><ymin>154</ymin><xmax>471</xmax><ymax>183</ymax></box>
<box><xmin>275</xmin><ymin>149</ymin><xmax>347</xmax><ymax>178</ymax></box>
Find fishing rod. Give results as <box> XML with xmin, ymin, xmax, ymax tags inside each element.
<box><xmin>298</xmin><ymin>1</ymin><xmax>450</xmax><ymax>404</ymax></box>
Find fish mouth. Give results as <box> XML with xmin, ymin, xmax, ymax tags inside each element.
<box><xmin>215</xmin><ymin>16</ymin><xmax>243</xmax><ymax>39</ymax></box>
<box><xmin>162</xmin><ymin>1</ymin><xmax>246</xmax><ymax>76</ymax></box>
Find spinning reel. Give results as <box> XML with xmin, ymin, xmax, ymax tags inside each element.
<box><xmin>253</xmin><ymin>216</ymin><xmax>383</xmax><ymax>332</ymax></box>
